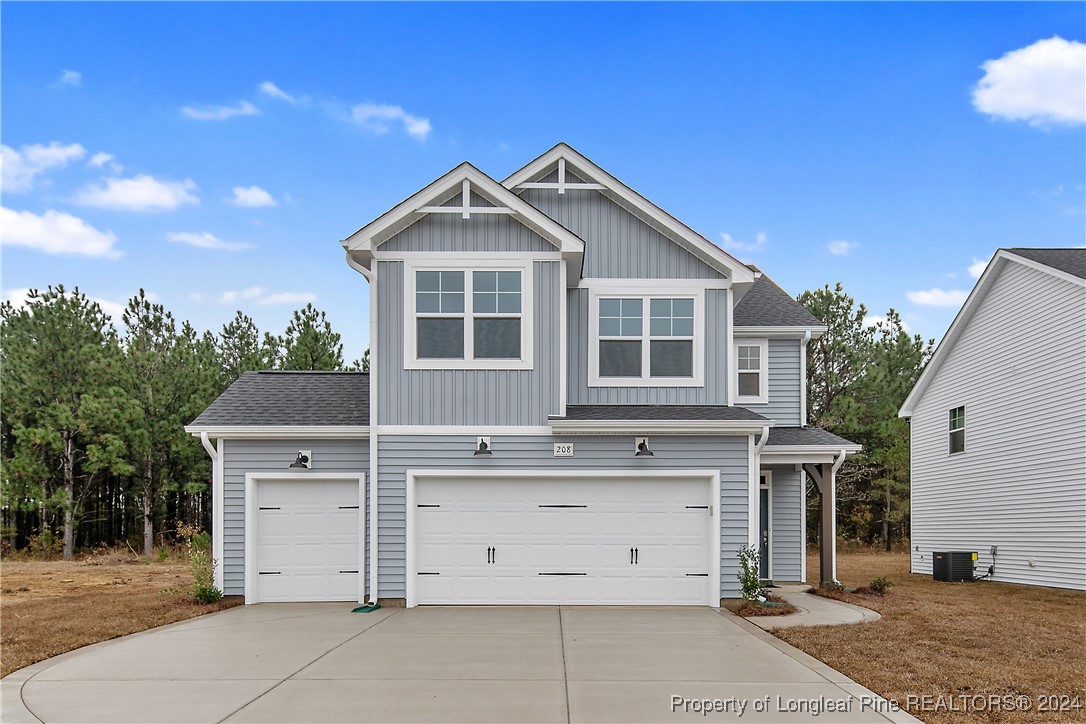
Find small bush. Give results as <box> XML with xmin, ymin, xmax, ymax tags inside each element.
<box><xmin>736</xmin><ymin>544</ymin><xmax>765</xmax><ymax>601</ymax></box>
<box><xmin>177</xmin><ymin>525</ymin><xmax>222</xmax><ymax>605</ymax></box>
<box><xmin>869</xmin><ymin>576</ymin><xmax>893</xmax><ymax>595</ymax></box>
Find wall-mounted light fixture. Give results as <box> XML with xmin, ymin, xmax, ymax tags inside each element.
<box><xmin>289</xmin><ymin>450</ymin><xmax>311</xmax><ymax>469</ymax></box>
<box><xmin>634</xmin><ymin>437</ymin><xmax>654</xmax><ymax>457</ymax></box>
<box><xmin>474</xmin><ymin>437</ymin><xmax>493</xmax><ymax>456</ymax></box>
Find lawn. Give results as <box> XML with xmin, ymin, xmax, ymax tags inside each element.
<box><xmin>775</xmin><ymin>551</ymin><xmax>1086</xmax><ymax>723</ymax></box>
<box><xmin>0</xmin><ymin>553</ymin><xmax>240</xmax><ymax>678</ymax></box>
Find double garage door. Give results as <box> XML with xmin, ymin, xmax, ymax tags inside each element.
<box><xmin>412</xmin><ymin>475</ymin><xmax>717</xmax><ymax>606</ymax></box>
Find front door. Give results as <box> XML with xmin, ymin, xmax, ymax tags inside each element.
<box><xmin>759</xmin><ymin>474</ymin><xmax>771</xmax><ymax>579</ymax></box>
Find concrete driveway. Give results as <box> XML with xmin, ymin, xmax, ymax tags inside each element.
<box><xmin>4</xmin><ymin>605</ymin><xmax>917</xmax><ymax>723</ymax></box>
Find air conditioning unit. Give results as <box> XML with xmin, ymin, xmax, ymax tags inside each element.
<box><xmin>933</xmin><ymin>551</ymin><xmax>977</xmax><ymax>582</ymax></box>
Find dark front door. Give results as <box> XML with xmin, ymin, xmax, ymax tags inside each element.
<box><xmin>759</xmin><ymin>480</ymin><xmax>770</xmax><ymax>579</ymax></box>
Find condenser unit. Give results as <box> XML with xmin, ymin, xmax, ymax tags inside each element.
<box><xmin>932</xmin><ymin>551</ymin><xmax>977</xmax><ymax>582</ymax></box>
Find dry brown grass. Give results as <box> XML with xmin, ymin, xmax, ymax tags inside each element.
<box><xmin>775</xmin><ymin>551</ymin><xmax>1086</xmax><ymax>723</ymax></box>
<box><xmin>0</xmin><ymin>553</ymin><xmax>240</xmax><ymax>677</ymax></box>
<box><xmin>723</xmin><ymin>594</ymin><xmax>800</xmax><ymax>617</ymax></box>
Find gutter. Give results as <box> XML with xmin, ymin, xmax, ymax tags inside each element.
<box><xmin>755</xmin><ymin>425</ymin><xmax>771</xmax><ymax>454</ymax></box>
<box><xmin>547</xmin><ymin>420</ymin><xmax>774</xmax><ymax>435</ymax></box>
<box><xmin>346</xmin><ymin>252</ymin><xmax>380</xmax><ymax>606</ymax></box>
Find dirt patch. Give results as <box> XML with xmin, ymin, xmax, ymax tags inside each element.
<box><xmin>774</xmin><ymin>552</ymin><xmax>1086</xmax><ymax>723</ymax></box>
<box><xmin>0</xmin><ymin>556</ymin><xmax>240</xmax><ymax>677</ymax></box>
<box><xmin>724</xmin><ymin>594</ymin><xmax>800</xmax><ymax>617</ymax></box>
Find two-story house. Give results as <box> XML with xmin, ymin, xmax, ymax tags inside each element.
<box><xmin>187</xmin><ymin>144</ymin><xmax>860</xmax><ymax>606</ymax></box>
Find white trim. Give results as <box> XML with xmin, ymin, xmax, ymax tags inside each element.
<box><xmin>185</xmin><ymin>426</ymin><xmax>368</xmax><ymax>439</ymax></box>
<box><xmin>735</xmin><ymin>326</ymin><xmax>827</xmax><ymax>338</ymax></box>
<box><xmin>800</xmin><ymin>465</ymin><xmax>808</xmax><ymax>584</ymax></box>
<box><xmin>404</xmin><ymin>467</ymin><xmax>722</xmax><ymax>608</ymax></box>
<box><xmin>761</xmin><ymin>452</ymin><xmax>840</xmax><ymax>465</ymax></box>
<box><xmin>558</xmin><ymin>259</ymin><xmax>568</xmax><ymax>418</ymax></box>
<box><xmin>900</xmin><ymin>249</ymin><xmax>1086</xmax><ymax>417</ymax></box>
<box><xmin>577</xmin><ymin>278</ymin><xmax>731</xmax><ymax>290</ymax></box>
<box><xmin>587</xmin><ymin>286</ymin><xmax>705</xmax><ymax>388</ymax></box>
<box><xmin>759</xmin><ymin>470</ymin><xmax>773</xmax><ymax>580</ymax></box>
<box><xmin>763</xmin><ymin>444</ymin><xmax>863</xmax><ymax>455</ymax></box>
<box><xmin>376</xmin><ymin>252</ymin><xmax>564</xmax><ymax>263</ymax></box>
<box><xmin>379</xmin><ymin>425</ymin><xmax>553</xmax><ymax>435</ymax></box>
<box><xmin>214</xmin><ymin>437</ymin><xmax>224</xmax><ymax>591</ymax></box>
<box><xmin>734</xmin><ymin>338</ymin><xmax>769</xmax><ymax>405</ymax></box>
<box><xmin>547</xmin><ymin>419</ymin><xmax>772</xmax><ymax>435</ymax></box>
<box><xmin>243</xmin><ymin>472</ymin><xmax>366</xmax><ymax>605</ymax></box>
<box><xmin>725</xmin><ymin>288</ymin><xmax>735</xmax><ymax>406</ymax></box>
<box><xmin>800</xmin><ymin>331</ymin><xmax>810</xmax><ymax>426</ymax></box>
<box><xmin>367</xmin><ymin>262</ymin><xmax>379</xmax><ymax>604</ymax></box>
<box><xmin>403</xmin><ymin>258</ymin><xmax>534</xmax><ymax>371</ymax></box>
<box><xmin>501</xmin><ymin>144</ymin><xmax>755</xmax><ymax>284</ymax></box>
<box><xmin>948</xmin><ymin>404</ymin><xmax>966</xmax><ymax>455</ymax></box>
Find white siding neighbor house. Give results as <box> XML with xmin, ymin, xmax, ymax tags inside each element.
<box><xmin>900</xmin><ymin>248</ymin><xmax>1086</xmax><ymax>591</ymax></box>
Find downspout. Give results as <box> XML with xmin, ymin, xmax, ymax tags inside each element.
<box><xmin>800</xmin><ymin>330</ymin><xmax>811</xmax><ymax>427</ymax></box>
<box><xmin>749</xmin><ymin>425</ymin><xmax>770</xmax><ymax>549</ymax></box>
<box><xmin>198</xmin><ymin>432</ymin><xmax>223</xmax><ymax>591</ymax></box>
<box><xmin>346</xmin><ymin>252</ymin><xmax>379</xmax><ymax>607</ymax></box>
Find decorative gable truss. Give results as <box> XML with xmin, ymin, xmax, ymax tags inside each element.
<box><xmin>342</xmin><ymin>163</ymin><xmax>584</xmax><ymax>284</ymax></box>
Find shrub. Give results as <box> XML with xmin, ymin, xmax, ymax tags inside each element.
<box><xmin>869</xmin><ymin>576</ymin><xmax>893</xmax><ymax>594</ymax></box>
<box><xmin>736</xmin><ymin>544</ymin><xmax>765</xmax><ymax>601</ymax></box>
<box><xmin>177</xmin><ymin>524</ymin><xmax>222</xmax><ymax>604</ymax></box>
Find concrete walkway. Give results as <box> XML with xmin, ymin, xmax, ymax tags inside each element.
<box><xmin>4</xmin><ymin>604</ymin><xmax>916</xmax><ymax>723</ymax></box>
<box><xmin>746</xmin><ymin>586</ymin><xmax>881</xmax><ymax>630</ymax></box>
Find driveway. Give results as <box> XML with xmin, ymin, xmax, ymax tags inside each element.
<box><xmin>4</xmin><ymin>605</ymin><xmax>917</xmax><ymax>723</ymax></box>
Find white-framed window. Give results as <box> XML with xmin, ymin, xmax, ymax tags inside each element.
<box><xmin>949</xmin><ymin>406</ymin><xmax>965</xmax><ymax>454</ymax></box>
<box><xmin>404</xmin><ymin>258</ymin><xmax>533</xmax><ymax>370</ymax></box>
<box><xmin>588</xmin><ymin>288</ymin><xmax>703</xmax><ymax>387</ymax></box>
<box><xmin>734</xmin><ymin>338</ymin><xmax>768</xmax><ymax>404</ymax></box>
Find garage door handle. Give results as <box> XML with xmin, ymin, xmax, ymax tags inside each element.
<box><xmin>487</xmin><ymin>546</ymin><xmax>494</xmax><ymax>564</ymax></box>
<box><xmin>538</xmin><ymin>572</ymin><xmax>587</xmax><ymax>576</ymax></box>
<box><xmin>258</xmin><ymin>571</ymin><xmax>281</xmax><ymax>575</ymax></box>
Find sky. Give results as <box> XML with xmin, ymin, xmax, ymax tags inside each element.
<box><xmin>3</xmin><ymin>2</ymin><xmax>1084</xmax><ymax>361</ymax></box>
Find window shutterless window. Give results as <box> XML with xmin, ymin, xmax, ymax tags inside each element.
<box><xmin>949</xmin><ymin>406</ymin><xmax>965</xmax><ymax>454</ymax></box>
<box><xmin>734</xmin><ymin>339</ymin><xmax>768</xmax><ymax>403</ymax></box>
<box><xmin>590</xmin><ymin>290</ymin><xmax>703</xmax><ymax>386</ymax></box>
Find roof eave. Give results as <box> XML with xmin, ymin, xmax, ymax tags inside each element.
<box><xmin>184</xmin><ymin>425</ymin><xmax>370</xmax><ymax>439</ymax></box>
<box><xmin>547</xmin><ymin>419</ymin><xmax>773</xmax><ymax>435</ymax></box>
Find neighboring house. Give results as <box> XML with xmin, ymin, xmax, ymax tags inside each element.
<box><xmin>187</xmin><ymin>144</ymin><xmax>860</xmax><ymax>606</ymax></box>
<box><xmin>899</xmin><ymin>248</ymin><xmax>1086</xmax><ymax>591</ymax></box>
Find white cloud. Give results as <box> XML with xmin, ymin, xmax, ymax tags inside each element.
<box><xmin>168</xmin><ymin>231</ymin><xmax>252</xmax><ymax>251</ymax></box>
<box><xmin>827</xmin><ymin>239</ymin><xmax>858</xmax><ymax>256</ymax></box>
<box><xmin>3</xmin><ymin>287</ymin><xmax>125</xmax><ymax>319</ymax></box>
<box><xmin>864</xmin><ymin>314</ymin><xmax>912</xmax><ymax>333</ymax></box>
<box><xmin>968</xmin><ymin>256</ymin><xmax>991</xmax><ymax>278</ymax></box>
<box><xmin>219</xmin><ymin>286</ymin><xmax>315</xmax><ymax>306</ymax></box>
<box><xmin>59</xmin><ymin>69</ymin><xmax>82</xmax><ymax>87</ymax></box>
<box><xmin>259</xmin><ymin>81</ymin><xmax>297</xmax><ymax>104</ymax></box>
<box><xmin>972</xmin><ymin>36</ymin><xmax>1086</xmax><ymax>127</ymax></box>
<box><xmin>0</xmin><ymin>207</ymin><xmax>120</xmax><ymax>258</ymax></box>
<box><xmin>350</xmin><ymin>103</ymin><xmax>432</xmax><ymax>140</ymax></box>
<box><xmin>73</xmin><ymin>175</ymin><xmax>198</xmax><ymax>212</ymax></box>
<box><xmin>181</xmin><ymin>100</ymin><xmax>259</xmax><ymax>121</ymax></box>
<box><xmin>87</xmin><ymin>152</ymin><xmax>122</xmax><ymax>173</ymax></box>
<box><xmin>229</xmin><ymin>185</ymin><xmax>277</xmax><ymax>208</ymax></box>
<box><xmin>2</xmin><ymin>141</ymin><xmax>87</xmax><ymax>193</ymax></box>
<box><xmin>906</xmin><ymin>288</ymin><xmax>969</xmax><ymax>308</ymax></box>
<box><xmin>719</xmin><ymin>231</ymin><xmax>767</xmax><ymax>253</ymax></box>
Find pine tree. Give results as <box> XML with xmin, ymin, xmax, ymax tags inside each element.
<box><xmin>280</xmin><ymin>304</ymin><xmax>344</xmax><ymax>371</ymax></box>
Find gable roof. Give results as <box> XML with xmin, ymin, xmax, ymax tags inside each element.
<box><xmin>187</xmin><ymin>371</ymin><xmax>369</xmax><ymax>429</ymax></box>
<box><xmin>733</xmin><ymin>268</ymin><xmax>824</xmax><ymax>329</ymax></box>
<box><xmin>502</xmin><ymin>143</ymin><xmax>756</xmax><ymax>285</ymax></box>
<box><xmin>341</xmin><ymin>162</ymin><xmax>585</xmax><ymax>282</ymax></box>
<box><xmin>899</xmin><ymin>247</ymin><xmax>1086</xmax><ymax>417</ymax></box>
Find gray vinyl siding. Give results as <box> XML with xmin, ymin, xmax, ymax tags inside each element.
<box><xmin>379</xmin><ymin>209</ymin><xmax>554</xmax><ymax>253</ymax></box>
<box><xmin>909</xmin><ymin>261</ymin><xmax>1086</xmax><ymax>591</ymax></box>
<box><xmin>738</xmin><ymin>338</ymin><xmax>803</xmax><ymax>426</ymax></box>
<box><xmin>376</xmin><ymin>260</ymin><xmax>561</xmax><ymax>425</ymax></box>
<box><xmin>520</xmin><ymin>187</ymin><xmax>722</xmax><ymax>279</ymax></box>
<box><xmin>765</xmin><ymin>465</ymin><xmax>804</xmax><ymax>582</ymax></box>
<box><xmin>567</xmin><ymin>288</ymin><xmax>730</xmax><ymax>405</ymax></box>
<box><xmin>220</xmin><ymin>439</ymin><xmax>369</xmax><ymax>597</ymax></box>
<box><xmin>375</xmin><ymin>434</ymin><xmax>751</xmax><ymax>599</ymax></box>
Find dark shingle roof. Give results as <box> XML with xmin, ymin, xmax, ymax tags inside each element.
<box><xmin>189</xmin><ymin>371</ymin><xmax>369</xmax><ymax>427</ymax></box>
<box><xmin>558</xmin><ymin>405</ymin><xmax>769</xmax><ymax>422</ymax></box>
<box><xmin>764</xmin><ymin>427</ymin><xmax>858</xmax><ymax>447</ymax></box>
<box><xmin>1006</xmin><ymin>248</ymin><xmax>1086</xmax><ymax>280</ymax></box>
<box><xmin>733</xmin><ymin>269</ymin><xmax>823</xmax><ymax>327</ymax></box>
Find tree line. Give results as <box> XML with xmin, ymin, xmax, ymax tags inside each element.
<box><xmin>1</xmin><ymin>286</ymin><xmax>357</xmax><ymax>559</ymax></box>
<box><xmin>1</xmin><ymin>282</ymin><xmax>929</xmax><ymax>559</ymax></box>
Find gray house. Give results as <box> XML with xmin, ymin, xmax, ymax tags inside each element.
<box><xmin>187</xmin><ymin>144</ymin><xmax>860</xmax><ymax>606</ymax></box>
<box><xmin>900</xmin><ymin>248</ymin><xmax>1086</xmax><ymax>591</ymax></box>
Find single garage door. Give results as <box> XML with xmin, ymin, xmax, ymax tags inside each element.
<box><xmin>413</xmin><ymin>475</ymin><xmax>715</xmax><ymax>605</ymax></box>
<box><xmin>254</xmin><ymin>478</ymin><xmax>361</xmax><ymax>603</ymax></box>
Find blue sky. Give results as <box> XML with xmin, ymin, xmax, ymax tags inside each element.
<box><xmin>3</xmin><ymin>2</ymin><xmax>1083</xmax><ymax>360</ymax></box>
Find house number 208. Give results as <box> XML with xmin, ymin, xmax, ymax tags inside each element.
<box><xmin>553</xmin><ymin>443</ymin><xmax>574</xmax><ymax>457</ymax></box>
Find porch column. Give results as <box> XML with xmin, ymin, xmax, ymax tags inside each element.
<box><xmin>820</xmin><ymin>462</ymin><xmax>836</xmax><ymax>587</ymax></box>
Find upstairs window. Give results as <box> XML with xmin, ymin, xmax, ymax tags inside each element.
<box><xmin>407</xmin><ymin>262</ymin><xmax>532</xmax><ymax>370</ymax></box>
<box><xmin>735</xmin><ymin>339</ymin><xmax>768</xmax><ymax>404</ymax></box>
<box><xmin>949</xmin><ymin>406</ymin><xmax>965</xmax><ymax>454</ymax></box>
<box><xmin>590</xmin><ymin>290</ymin><xmax>702</xmax><ymax>387</ymax></box>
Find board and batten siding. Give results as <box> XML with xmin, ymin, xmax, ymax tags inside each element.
<box><xmin>520</xmin><ymin>186</ymin><xmax>723</xmax><ymax>279</ymax></box>
<box><xmin>765</xmin><ymin>465</ymin><xmax>804</xmax><ymax>581</ymax></box>
<box><xmin>220</xmin><ymin>439</ymin><xmax>369</xmax><ymax>597</ymax></box>
<box><xmin>909</xmin><ymin>261</ymin><xmax>1086</xmax><ymax>591</ymax></box>
<box><xmin>376</xmin><ymin>260</ymin><xmax>561</xmax><ymax>425</ymax></box>
<box><xmin>567</xmin><ymin>288</ymin><xmax>730</xmax><ymax>405</ymax></box>
<box><xmin>375</xmin><ymin>434</ymin><xmax>751</xmax><ymax>599</ymax></box>
<box><xmin>736</xmin><ymin>337</ymin><xmax>803</xmax><ymax>426</ymax></box>
<box><xmin>378</xmin><ymin>204</ymin><xmax>555</xmax><ymax>253</ymax></box>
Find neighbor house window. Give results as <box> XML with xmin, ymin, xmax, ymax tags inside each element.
<box><xmin>407</xmin><ymin>262</ymin><xmax>532</xmax><ymax>370</ymax></box>
<box><xmin>949</xmin><ymin>406</ymin><xmax>965</xmax><ymax>454</ymax></box>
<box><xmin>590</xmin><ymin>290</ymin><xmax>702</xmax><ymax>386</ymax></box>
<box><xmin>735</xmin><ymin>339</ymin><xmax>768</xmax><ymax>403</ymax></box>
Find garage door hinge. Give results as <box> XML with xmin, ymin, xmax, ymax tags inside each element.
<box><xmin>258</xmin><ymin>506</ymin><xmax>280</xmax><ymax>511</ymax></box>
<box><xmin>338</xmin><ymin>505</ymin><xmax>359</xmax><ymax>510</ymax></box>
<box><xmin>686</xmin><ymin>506</ymin><xmax>712</xmax><ymax>516</ymax></box>
<box><xmin>416</xmin><ymin>504</ymin><xmax>441</xmax><ymax>508</ymax></box>
<box><xmin>258</xmin><ymin>571</ymin><xmax>282</xmax><ymax>575</ymax></box>
<box><xmin>339</xmin><ymin>570</ymin><xmax>359</xmax><ymax>574</ymax></box>
<box><xmin>417</xmin><ymin>572</ymin><xmax>441</xmax><ymax>575</ymax></box>
<box><xmin>685</xmin><ymin>573</ymin><xmax>709</xmax><ymax>577</ymax></box>
<box><xmin>538</xmin><ymin>572</ymin><xmax>588</xmax><ymax>576</ymax></box>
<box><xmin>538</xmin><ymin>504</ymin><xmax>588</xmax><ymax>508</ymax></box>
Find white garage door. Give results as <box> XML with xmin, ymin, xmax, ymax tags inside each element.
<box><xmin>413</xmin><ymin>476</ymin><xmax>715</xmax><ymax>605</ymax></box>
<box><xmin>254</xmin><ymin>478</ymin><xmax>361</xmax><ymax>603</ymax></box>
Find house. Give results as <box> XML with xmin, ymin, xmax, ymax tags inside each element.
<box><xmin>186</xmin><ymin>144</ymin><xmax>860</xmax><ymax>606</ymax></box>
<box><xmin>899</xmin><ymin>248</ymin><xmax>1086</xmax><ymax>591</ymax></box>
